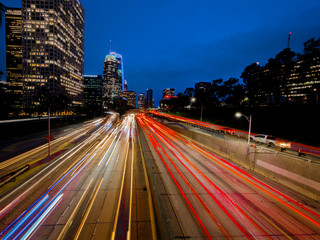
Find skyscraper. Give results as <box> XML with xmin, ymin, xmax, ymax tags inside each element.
<box><xmin>138</xmin><ymin>93</ymin><xmax>145</xmax><ymax>110</ymax></box>
<box><xmin>5</xmin><ymin>8</ymin><xmax>23</xmax><ymax>110</ymax></box>
<box><xmin>103</xmin><ymin>52</ymin><xmax>123</xmax><ymax>108</ymax></box>
<box><xmin>162</xmin><ymin>88</ymin><xmax>175</xmax><ymax>99</ymax></box>
<box><xmin>12</xmin><ymin>0</ymin><xmax>85</xmax><ymax>110</ymax></box>
<box><xmin>124</xmin><ymin>79</ymin><xmax>128</xmax><ymax>91</ymax></box>
<box><xmin>83</xmin><ymin>75</ymin><xmax>103</xmax><ymax>114</ymax></box>
<box><xmin>146</xmin><ymin>88</ymin><xmax>153</xmax><ymax>108</ymax></box>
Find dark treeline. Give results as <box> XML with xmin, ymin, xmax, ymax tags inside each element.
<box><xmin>161</xmin><ymin>37</ymin><xmax>320</xmax><ymax>112</ymax></box>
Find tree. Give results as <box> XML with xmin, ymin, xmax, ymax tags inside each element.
<box><xmin>219</xmin><ymin>78</ymin><xmax>245</xmax><ymax>106</ymax></box>
<box><xmin>241</xmin><ymin>63</ymin><xmax>261</xmax><ymax>105</ymax></box>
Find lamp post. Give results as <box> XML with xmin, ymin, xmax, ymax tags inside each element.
<box><xmin>235</xmin><ymin>112</ymin><xmax>252</xmax><ymax>153</ymax></box>
<box><xmin>200</xmin><ymin>102</ymin><xmax>203</xmax><ymax>122</ymax></box>
<box><xmin>190</xmin><ymin>97</ymin><xmax>203</xmax><ymax>121</ymax></box>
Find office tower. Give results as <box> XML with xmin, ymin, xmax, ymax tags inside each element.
<box><xmin>103</xmin><ymin>52</ymin><xmax>123</xmax><ymax>108</ymax></box>
<box><xmin>162</xmin><ymin>88</ymin><xmax>175</xmax><ymax>99</ymax></box>
<box><xmin>146</xmin><ymin>88</ymin><xmax>153</xmax><ymax>108</ymax></box>
<box><xmin>138</xmin><ymin>93</ymin><xmax>145</xmax><ymax>109</ymax></box>
<box><xmin>83</xmin><ymin>75</ymin><xmax>102</xmax><ymax>113</ymax></box>
<box><xmin>124</xmin><ymin>79</ymin><xmax>127</xmax><ymax>91</ymax></box>
<box><xmin>5</xmin><ymin>8</ymin><xmax>23</xmax><ymax>109</ymax></box>
<box><xmin>19</xmin><ymin>0</ymin><xmax>84</xmax><ymax>109</ymax></box>
<box><xmin>123</xmin><ymin>90</ymin><xmax>136</xmax><ymax>109</ymax></box>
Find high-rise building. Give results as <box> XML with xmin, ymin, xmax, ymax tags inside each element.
<box><xmin>12</xmin><ymin>0</ymin><xmax>85</xmax><ymax>110</ymax></box>
<box><xmin>5</xmin><ymin>8</ymin><xmax>23</xmax><ymax>109</ymax></box>
<box><xmin>124</xmin><ymin>79</ymin><xmax>128</xmax><ymax>91</ymax></box>
<box><xmin>103</xmin><ymin>52</ymin><xmax>123</xmax><ymax>108</ymax></box>
<box><xmin>123</xmin><ymin>90</ymin><xmax>136</xmax><ymax>109</ymax></box>
<box><xmin>138</xmin><ymin>93</ymin><xmax>145</xmax><ymax>109</ymax></box>
<box><xmin>83</xmin><ymin>75</ymin><xmax>102</xmax><ymax>113</ymax></box>
<box><xmin>162</xmin><ymin>88</ymin><xmax>175</xmax><ymax>99</ymax></box>
<box><xmin>146</xmin><ymin>88</ymin><xmax>153</xmax><ymax>108</ymax></box>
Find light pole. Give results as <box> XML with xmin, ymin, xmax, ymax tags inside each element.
<box><xmin>200</xmin><ymin>102</ymin><xmax>203</xmax><ymax>122</ymax></box>
<box><xmin>235</xmin><ymin>112</ymin><xmax>252</xmax><ymax>153</ymax></box>
<box><xmin>190</xmin><ymin>97</ymin><xmax>203</xmax><ymax>121</ymax></box>
<box><xmin>48</xmin><ymin>107</ymin><xmax>51</xmax><ymax>156</ymax></box>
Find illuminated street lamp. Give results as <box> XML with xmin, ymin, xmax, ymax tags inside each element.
<box><xmin>190</xmin><ymin>97</ymin><xmax>203</xmax><ymax>121</ymax></box>
<box><xmin>235</xmin><ymin>112</ymin><xmax>252</xmax><ymax>153</ymax></box>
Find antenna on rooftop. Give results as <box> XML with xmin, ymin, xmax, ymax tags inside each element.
<box><xmin>109</xmin><ymin>40</ymin><xmax>112</xmax><ymax>54</ymax></box>
<box><xmin>287</xmin><ymin>32</ymin><xmax>292</xmax><ymax>49</ymax></box>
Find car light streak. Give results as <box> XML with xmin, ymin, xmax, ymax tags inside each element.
<box><xmin>2</xmin><ymin>150</ymin><xmax>97</xmax><ymax>238</ymax></box>
<box><xmin>145</xmin><ymin>130</ymin><xmax>212</xmax><ymax>239</ymax></box>
<box><xmin>143</xmin><ymin>115</ymin><xmax>272</xmax><ymax>238</ymax></box>
<box><xmin>20</xmin><ymin>194</ymin><xmax>63</xmax><ymax>240</ymax></box>
<box><xmin>2</xmin><ymin>194</ymin><xmax>49</xmax><ymax>240</ymax></box>
<box><xmin>140</xmin><ymin>116</ymin><xmax>244</xmax><ymax>239</ymax></box>
<box><xmin>190</xmin><ymin>142</ymin><xmax>320</xmax><ymax>228</ymax></box>
<box><xmin>127</xmin><ymin>127</ymin><xmax>134</xmax><ymax>240</ymax></box>
<box><xmin>74</xmin><ymin>178</ymin><xmax>103</xmax><ymax>240</ymax></box>
<box><xmin>145</xmin><ymin>114</ymin><xmax>320</xmax><ymax>227</ymax></box>
<box><xmin>0</xmin><ymin>125</ymin><xmax>107</xmax><ymax>217</ymax></box>
<box><xmin>57</xmin><ymin>178</ymin><xmax>94</xmax><ymax>240</ymax></box>
<box><xmin>0</xmin><ymin>117</ymin><xmax>106</xmax><ymax>170</ymax></box>
<box><xmin>111</xmin><ymin>125</ymin><xmax>131</xmax><ymax>240</ymax></box>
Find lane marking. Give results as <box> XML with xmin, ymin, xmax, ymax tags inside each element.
<box><xmin>73</xmin><ymin>178</ymin><xmax>103</xmax><ymax>240</ymax></box>
<box><xmin>259</xmin><ymin>212</ymin><xmax>294</xmax><ymax>240</ymax></box>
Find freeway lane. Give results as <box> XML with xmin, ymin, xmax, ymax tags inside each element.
<box><xmin>0</xmin><ymin>113</ymin><xmax>154</xmax><ymax>240</ymax></box>
<box><xmin>0</xmin><ymin>114</ymin><xmax>118</xmax><ymax>238</ymax></box>
<box><xmin>137</xmin><ymin>113</ymin><xmax>320</xmax><ymax>239</ymax></box>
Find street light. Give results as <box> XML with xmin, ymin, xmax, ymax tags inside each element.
<box><xmin>190</xmin><ymin>97</ymin><xmax>203</xmax><ymax>121</ymax></box>
<box><xmin>235</xmin><ymin>112</ymin><xmax>252</xmax><ymax>153</ymax></box>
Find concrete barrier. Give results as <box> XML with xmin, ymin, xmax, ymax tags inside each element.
<box><xmin>166</xmin><ymin>123</ymin><xmax>320</xmax><ymax>202</ymax></box>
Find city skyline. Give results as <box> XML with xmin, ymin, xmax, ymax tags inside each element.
<box><xmin>1</xmin><ymin>0</ymin><xmax>320</xmax><ymax>106</ymax></box>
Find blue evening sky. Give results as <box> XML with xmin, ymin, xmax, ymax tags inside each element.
<box><xmin>1</xmin><ymin>0</ymin><xmax>320</xmax><ymax>106</ymax></box>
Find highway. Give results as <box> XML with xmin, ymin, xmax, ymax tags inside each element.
<box><xmin>0</xmin><ymin>113</ymin><xmax>319</xmax><ymax>239</ymax></box>
<box><xmin>137</xmin><ymin>113</ymin><xmax>320</xmax><ymax>239</ymax></box>
<box><xmin>0</xmin><ymin>113</ymin><xmax>154</xmax><ymax>239</ymax></box>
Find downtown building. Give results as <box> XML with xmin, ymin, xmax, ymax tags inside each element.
<box><xmin>83</xmin><ymin>75</ymin><xmax>103</xmax><ymax>115</ymax></box>
<box><xmin>5</xmin><ymin>8</ymin><xmax>23</xmax><ymax>110</ymax></box>
<box><xmin>138</xmin><ymin>93</ymin><xmax>145</xmax><ymax>110</ymax></box>
<box><xmin>122</xmin><ymin>90</ymin><xmax>136</xmax><ymax>109</ymax></box>
<box><xmin>5</xmin><ymin>0</ymin><xmax>85</xmax><ymax>113</ymax></box>
<box><xmin>146</xmin><ymin>88</ymin><xmax>153</xmax><ymax>108</ymax></box>
<box><xmin>102</xmin><ymin>52</ymin><xmax>124</xmax><ymax>108</ymax></box>
<box><xmin>162</xmin><ymin>88</ymin><xmax>175</xmax><ymax>99</ymax></box>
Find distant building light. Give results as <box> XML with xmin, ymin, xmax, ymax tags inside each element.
<box><xmin>84</xmin><ymin>75</ymin><xmax>98</xmax><ymax>77</ymax></box>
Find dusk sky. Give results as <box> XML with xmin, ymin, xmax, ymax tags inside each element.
<box><xmin>1</xmin><ymin>0</ymin><xmax>320</xmax><ymax>106</ymax></box>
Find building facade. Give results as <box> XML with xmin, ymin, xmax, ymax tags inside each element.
<box><xmin>146</xmin><ymin>88</ymin><xmax>153</xmax><ymax>108</ymax></box>
<box><xmin>162</xmin><ymin>88</ymin><xmax>175</xmax><ymax>99</ymax></box>
<box><xmin>103</xmin><ymin>52</ymin><xmax>123</xmax><ymax>108</ymax></box>
<box><xmin>5</xmin><ymin>8</ymin><xmax>23</xmax><ymax>110</ymax></box>
<box><xmin>83</xmin><ymin>75</ymin><xmax>102</xmax><ymax>114</ymax></box>
<box><xmin>138</xmin><ymin>93</ymin><xmax>145</xmax><ymax>109</ymax></box>
<box><xmin>122</xmin><ymin>90</ymin><xmax>136</xmax><ymax>109</ymax></box>
<box><xmin>7</xmin><ymin>0</ymin><xmax>85</xmax><ymax>111</ymax></box>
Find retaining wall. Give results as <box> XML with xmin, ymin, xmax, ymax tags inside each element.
<box><xmin>166</xmin><ymin>123</ymin><xmax>320</xmax><ymax>202</ymax></box>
